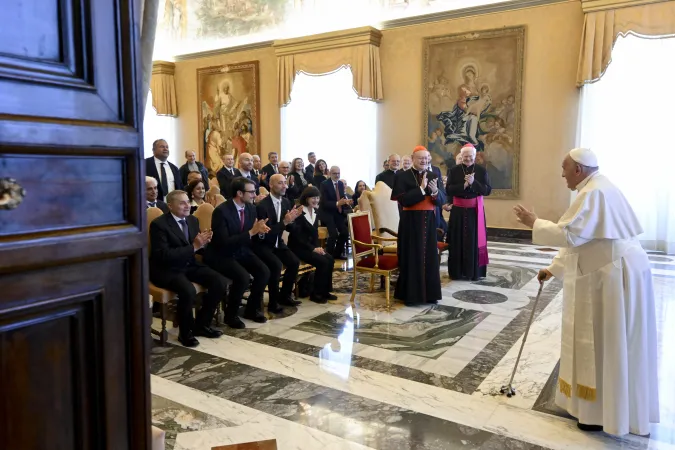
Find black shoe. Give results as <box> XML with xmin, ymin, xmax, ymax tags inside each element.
<box><xmin>178</xmin><ymin>334</ymin><xmax>199</xmax><ymax>348</ymax></box>
<box><xmin>243</xmin><ymin>312</ymin><xmax>268</xmax><ymax>323</ymax></box>
<box><xmin>268</xmin><ymin>304</ymin><xmax>284</xmax><ymax>314</ymax></box>
<box><xmin>577</xmin><ymin>423</ymin><xmax>603</xmax><ymax>432</ymax></box>
<box><xmin>279</xmin><ymin>297</ymin><xmax>302</xmax><ymax>307</ymax></box>
<box><xmin>194</xmin><ymin>325</ymin><xmax>223</xmax><ymax>338</ymax></box>
<box><xmin>427</xmin><ymin>299</ymin><xmax>438</xmax><ymax>304</ymax></box>
<box><xmin>226</xmin><ymin>317</ymin><xmax>246</xmax><ymax>329</ymax></box>
<box><xmin>310</xmin><ymin>294</ymin><xmax>328</xmax><ymax>304</ymax></box>
<box><xmin>323</xmin><ymin>293</ymin><xmax>338</xmax><ymax>300</ymax></box>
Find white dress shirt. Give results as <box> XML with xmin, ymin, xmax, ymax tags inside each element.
<box><xmin>271</xmin><ymin>194</ymin><xmax>282</xmax><ymax>247</ymax></box>
<box><xmin>303</xmin><ymin>206</ymin><xmax>316</xmax><ymax>225</ymax></box>
<box><xmin>154</xmin><ymin>157</ymin><xmax>176</xmax><ymax>194</ymax></box>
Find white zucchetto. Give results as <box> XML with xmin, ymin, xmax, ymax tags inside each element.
<box><xmin>568</xmin><ymin>148</ymin><xmax>599</xmax><ymax>168</ymax></box>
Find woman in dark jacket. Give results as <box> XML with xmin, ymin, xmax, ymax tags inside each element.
<box><xmin>288</xmin><ymin>157</ymin><xmax>310</xmax><ymax>204</ymax></box>
<box><xmin>288</xmin><ymin>186</ymin><xmax>337</xmax><ymax>303</ymax></box>
<box><xmin>312</xmin><ymin>159</ymin><xmax>329</xmax><ymax>187</ymax></box>
<box><xmin>185</xmin><ymin>179</ymin><xmax>207</xmax><ymax>215</ymax></box>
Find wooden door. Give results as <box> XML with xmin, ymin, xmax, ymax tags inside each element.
<box><xmin>0</xmin><ymin>0</ymin><xmax>151</xmax><ymax>448</ymax></box>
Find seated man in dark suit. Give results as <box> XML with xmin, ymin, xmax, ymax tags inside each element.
<box><xmin>234</xmin><ymin>152</ymin><xmax>259</xmax><ymax>193</ymax></box>
<box><xmin>374</xmin><ymin>154</ymin><xmax>401</xmax><ymax>189</ymax></box>
<box><xmin>319</xmin><ymin>166</ymin><xmax>353</xmax><ymax>259</ymax></box>
<box><xmin>204</xmin><ymin>177</ymin><xmax>271</xmax><ymax>329</ymax></box>
<box><xmin>179</xmin><ymin>150</ymin><xmax>210</xmax><ymax>190</ymax></box>
<box><xmin>146</xmin><ymin>176</ymin><xmax>169</xmax><ymax>213</ymax></box>
<box><xmin>254</xmin><ymin>174</ymin><xmax>303</xmax><ymax>313</ymax></box>
<box><xmin>145</xmin><ymin>138</ymin><xmax>183</xmax><ymax>201</ymax></box>
<box><xmin>216</xmin><ymin>153</ymin><xmax>237</xmax><ymax>199</ymax></box>
<box><xmin>149</xmin><ymin>190</ymin><xmax>226</xmax><ymax>347</ymax></box>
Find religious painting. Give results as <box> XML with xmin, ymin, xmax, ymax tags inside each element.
<box><xmin>423</xmin><ymin>26</ymin><xmax>525</xmax><ymax>199</ymax></box>
<box><xmin>198</xmin><ymin>61</ymin><xmax>260</xmax><ymax>177</ymax></box>
<box><xmin>191</xmin><ymin>0</ymin><xmax>292</xmax><ymax>39</ymax></box>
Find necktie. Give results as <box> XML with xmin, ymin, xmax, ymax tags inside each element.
<box><xmin>335</xmin><ymin>183</ymin><xmax>342</xmax><ymax>213</ymax></box>
<box><xmin>274</xmin><ymin>165</ymin><xmax>278</xmax><ymax>174</ymax></box>
<box><xmin>178</xmin><ymin>219</ymin><xmax>189</xmax><ymax>242</ymax></box>
<box><xmin>148</xmin><ymin>202</ymin><xmax>156</xmax><ymax>208</ymax></box>
<box><xmin>229</xmin><ymin>168</ymin><xmax>234</xmax><ymax>175</ymax></box>
<box><xmin>239</xmin><ymin>209</ymin><xmax>245</xmax><ymax>231</ymax></box>
<box><xmin>160</xmin><ymin>163</ymin><xmax>169</xmax><ymax>196</ymax></box>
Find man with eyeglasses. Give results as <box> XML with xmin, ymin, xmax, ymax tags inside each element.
<box><xmin>319</xmin><ymin>166</ymin><xmax>352</xmax><ymax>260</ymax></box>
<box><xmin>205</xmin><ymin>177</ymin><xmax>272</xmax><ymax>329</ymax></box>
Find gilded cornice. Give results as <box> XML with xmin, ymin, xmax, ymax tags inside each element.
<box><xmin>272</xmin><ymin>27</ymin><xmax>382</xmax><ymax>57</ymax></box>
<box><xmin>581</xmin><ymin>0</ymin><xmax>671</xmax><ymax>12</ymax></box>
<box><xmin>151</xmin><ymin>61</ymin><xmax>176</xmax><ymax>75</ymax></box>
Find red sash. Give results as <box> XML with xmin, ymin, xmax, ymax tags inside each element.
<box><xmin>402</xmin><ymin>196</ymin><xmax>435</xmax><ymax>211</ymax></box>
<box><xmin>452</xmin><ymin>196</ymin><xmax>489</xmax><ymax>266</ymax></box>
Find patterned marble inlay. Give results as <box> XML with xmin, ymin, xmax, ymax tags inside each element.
<box><xmin>152</xmin><ymin>395</ymin><xmax>234</xmax><ymax>450</ymax></box>
<box><xmin>291</xmin><ymin>305</ymin><xmax>490</xmax><ymax>359</ymax></box>
<box><xmin>453</xmin><ymin>289</ymin><xmax>509</xmax><ymax>304</ymax></box>
<box><xmin>150</xmin><ymin>344</ymin><xmax>550</xmax><ymax>450</ymax></box>
<box><xmin>471</xmin><ymin>264</ymin><xmax>540</xmax><ymax>290</ymax></box>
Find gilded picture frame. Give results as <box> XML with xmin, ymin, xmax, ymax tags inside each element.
<box><xmin>423</xmin><ymin>26</ymin><xmax>525</xmax><ymax>199</ymax></box>
<box><xmin>197</xmin><ymin>61</ymin><xmax>261</xmax><ymax>177</ymax></box>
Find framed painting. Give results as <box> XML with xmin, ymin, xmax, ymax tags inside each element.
<box><xmin>198</xmin><ymin>61</ymin><xmax>260</xmax><ymax>177</ymax></box>
<box><xmin>423</xmin><ymin>26</ymin><xmax>525</xmax><ymax>199</ymax></box>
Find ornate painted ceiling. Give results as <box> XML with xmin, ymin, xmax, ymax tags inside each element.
<box><xmin>154</xmin><ymin>0</ymin><xmax>509</xmax><ymax>58</ymax></box>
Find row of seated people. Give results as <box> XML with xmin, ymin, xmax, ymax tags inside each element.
<box><xmin>149</xmin><ymin>175</ymin><xmax>338</xmax><ymax>348</ymax></box>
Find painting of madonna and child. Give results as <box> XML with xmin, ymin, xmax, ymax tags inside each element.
<box><xmin>423</xmin><ymin>27</ymin><xmax>524</xmax><ymax>199</ymax></box>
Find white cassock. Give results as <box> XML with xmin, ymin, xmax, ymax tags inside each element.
<box><xmin>533</xmin><ymin>171</ymin><xmax>659</xmax><ymax>436</ymax></box>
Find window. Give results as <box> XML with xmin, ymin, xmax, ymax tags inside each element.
<box><xmin>578</xmin><ymin>34</ymin><xmax>675</xmax><ymax>253</ymax></box>
<box><xmin>281</xmin><ymin>66</ymin><xmax>378</xmax><ymax>189</ymax></box>
<box><xmin>143</xmin><ymin>91</ymin><xmax>178</xmax><ymax>165</ymax></box>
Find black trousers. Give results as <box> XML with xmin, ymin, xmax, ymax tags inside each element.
<box><xmin>321</xmin><ymin>211</ymin><xmax>348</xmax><ymax>257</ymax></box>
<box><xmin>292</xmin><ymin>247</ymin><xmax>334</xmax><ymax>295</ymax></box>
<box><xmin>254</xmin><ymin>245</ymin><xmax>300</xmax><ymax>307</ymax></box>
<box><xmin>150</xmin><ymin>264</ymin><xmax>227</xmax><ymax>338</ymax></box>
<box><xmin>206</xmin><ymin>254</ymin><xmax>270</xmax><ymax>320</ymax></box>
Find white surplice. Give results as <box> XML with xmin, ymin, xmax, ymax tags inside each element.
<box><xmin>533</xmin><ymin>172</ymin><xmax>659</xmax><ymax>436</ymax></box>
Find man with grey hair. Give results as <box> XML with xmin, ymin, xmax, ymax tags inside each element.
<box><xmin>401</xmin><ymin>155</ymin><xmax>412</xmax><ymax>171</ymax></box>
<box><xmin>375</xmin><ymin>154</ymin><xmax>401</xmax><ymax>189</ymax></box>
<box><xmin>514</xmin><ymin>148</ymin><xmax>659</xmax><ymax>436</ymax></box>
<box><xmin>145</xmin><ymin>176</ymin><xmax>169</xmax><ymax>213</ymax></box>
<box><xmin>179</xmin><ymin>149</ymin><xmax>210</xmax><ymax>190</ymax></box>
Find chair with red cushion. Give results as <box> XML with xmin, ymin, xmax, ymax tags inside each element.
<box><xmin>347</xmin><ymin>211</ymin><xmax>399</xmax><ymax>306</ymax></box>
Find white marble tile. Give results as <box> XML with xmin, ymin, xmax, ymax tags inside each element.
<box><xmin>152</xmin><ymin>376</ymin><xmax>374</xmax><ymax>450</ymax></box>
<box><xmin>474</xmin><ymin>292</ymin><xmax>563</xmax><ymax>408</ymax></box>
<box><xmin>166</xmin><ymin>333</ymin><xmax>500</xmax><ymax>431</ymax></box>
<box><xmin>489</xmin><ymin>254</ymin><xmax>555</xmax><ymax>265</ymax></box>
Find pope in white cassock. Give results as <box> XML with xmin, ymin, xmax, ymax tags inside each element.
<box><xmin>513</xmin><ymin>148</ymin><xmax>659</xmax><ymax>437</ymax></box>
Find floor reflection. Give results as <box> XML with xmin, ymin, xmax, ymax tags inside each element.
<box><xmin>319</xmin><ymin>305</ymin><xmax>355</xmax><ymax>380</ymax></box>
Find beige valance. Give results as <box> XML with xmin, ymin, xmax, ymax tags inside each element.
<box><xmin>577</xmin><ymin>0</ymin><xmax>675</xmax><ymax>86</ymax></box>
<box><xmin>150</xmin><ymin>61</ymin><xmax>178</xmax><ymax>116</ymax></box>
<box><xmin>274</xmin><ymin>27</ymin><xmax>384</xmax><ymax>107</ymax></box>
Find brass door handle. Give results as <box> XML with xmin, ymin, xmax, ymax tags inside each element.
<box><xmin>0</xmin><ymin>178</ymin><xmax>26</xmax><ymax>210</ymax></box>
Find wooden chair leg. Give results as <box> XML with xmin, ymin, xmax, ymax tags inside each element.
<box><xmin>369</xmin><ymin>273</ymin><xmax>375</xmax><ymax>293</ymax></box>
<box><xmin>350</xmin><ymin>269</ymin><xmax>358</xmax><ymax>303</ymax></box>
<box><xmin>159</xmin><ymin>303</ymin><xmax>168</xmax><ymax>346</ymax></box>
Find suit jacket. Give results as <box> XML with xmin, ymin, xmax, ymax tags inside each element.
<box><xmin>288</xmin><ymin>209</ymin><xmax>320</xmax><ymax>253</ymax></box>
<box><xmin>255</xmin><ymin>195</ymin><xmax>295</xmax><ymax>249</ymax></box>
<box><xmin>216</xmin><ymin>166</ymin><xmax>238</xmax><ymax>198</ymax></box>
<box><xmin>149</xmin><ymin>213</ymin><xmax>201</xmax><ymax>273</ymax></box>
<box><xmin>146</xmin><ymin>157</ymin><xmax>183</xmax><ymax>201</ymax></box>
<box><xmin>179</xmin><ymin>161</ymin><xmax>210</xmax><ymax>191</ymax></box>
<box><xmin>233</xmin><ymin>169</ymin><xmax>259</xmax><ymax>194</ymax></box>
<box><xmin>147</xmin><ymin>200</ymin><xmax>169</xmax><ymax>214</ymax></box>
<box><xmin>319</xmin><ymin>179</ymin><xmax>351</xmax><ymax>216</ymax></box>
<box><xmin>304</xmin><ymin>164</ymin><xmax>315</xmax><ymax>181</ymax></box>
<box><xmin>205</xmin><ymin>199</ymin><xmax>257</xmax><ymax>260</ymax></box>
<box><xmin>429</xmin><ymin>165</ymin><xmax>447</xmax><ymax>230</ymax></box>
<box><xmin>261</xmin><ymin>163</ymin><xmax>278</xmax><ymax>181</ymax></box>
<box><xmin>375</xmin><ymin>169</ymin><xmax>397</xmax><ymax>189</ymax></box>
<box><xmin>287</xmin><ymin>172</ymin><xmax>308</xmax><ymax>204</ymax></box>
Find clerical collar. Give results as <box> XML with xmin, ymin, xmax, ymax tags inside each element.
<box><xmin>575</xmin><ymin>171</ymin><xmax>599</xmax><ymax>191</ymax></box>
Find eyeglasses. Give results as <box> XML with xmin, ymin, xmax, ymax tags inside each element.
<box><xmin>331</xmin><ymin>172</ymin><xmax>340</xmax><ymax>175</ymax></box>
<box><xmin>243</xmin><ymin>190</ymin><xmax>256</xmax><ymax>194</ymax></box>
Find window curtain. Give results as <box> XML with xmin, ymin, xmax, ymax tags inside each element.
<box><xmin>150</xmin><ymin>61</ymin><xmax>178</xmax><ymax>116</ymax></box>
<box><xmin>275</xmin><ymin>27</ymin><xmax>384</xmax><ymax>107</ymax></box>
<box><xmin>577</xmin><ymin>0</ymin><xmax>675</xmax><ymax>86</ymax></box>
<box><xmin>140</xmin><ymin>0</ymin><xmax>160</xmax><ymax>115</ymax></box>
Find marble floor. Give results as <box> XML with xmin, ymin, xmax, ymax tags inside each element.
<box><xmin>150</xmin><ymin>240</ymin><xmax>675</xmax><ymax>450</ymax></box>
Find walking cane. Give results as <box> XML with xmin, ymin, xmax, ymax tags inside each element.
<box><xmin>500</xmin><ymin>279</ymin><xmax>546</xmax><ymax>397</ymax></box>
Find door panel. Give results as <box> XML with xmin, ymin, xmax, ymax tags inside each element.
<box><xmin>0</xmin><ymin>0</ymin><xmax>150</xmax><ymax>447</ymax></box>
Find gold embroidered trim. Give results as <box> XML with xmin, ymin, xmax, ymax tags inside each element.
<box><xmin>559</xmin><ymin>378</ymin><xmax>572</xmax><ymax>397</ymax></box>
<box><xmin>576</xmin><ymin>384</ymin><xmax>597</xmax><ymax>402</ymax></box>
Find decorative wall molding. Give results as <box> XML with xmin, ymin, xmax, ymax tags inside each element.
<box><xmin>580</xmin><ymin>0</ymin><xmax>670</xmax><ymax>12</ymax></box>
<box><xmin>173</xmin><ymin>0</ymin><xmax>572</xmax><ymax>61</ymax></box>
